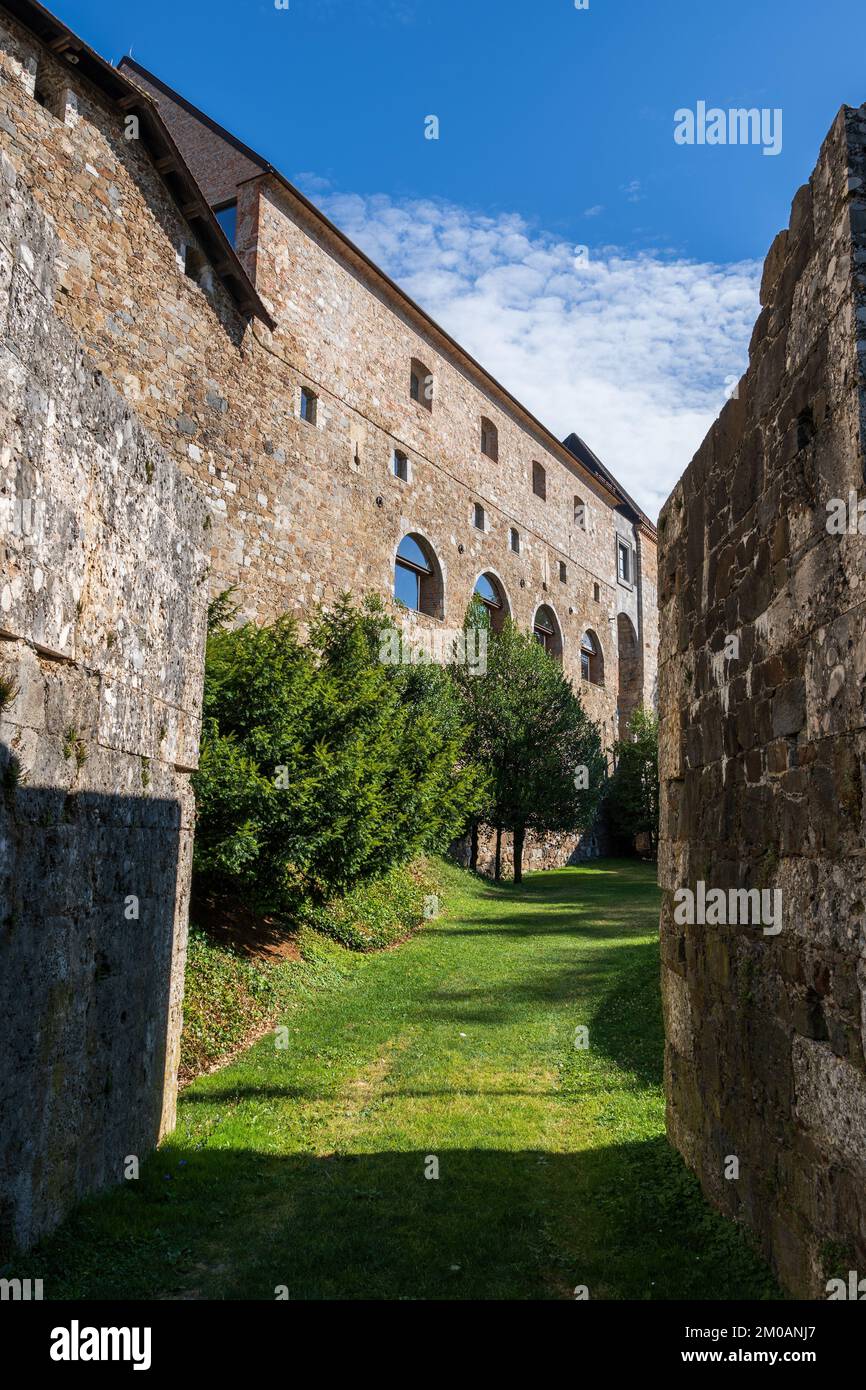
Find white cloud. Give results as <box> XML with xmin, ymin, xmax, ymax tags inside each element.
<box><xmin>583</xmin><ymin>204</ymin><xmax>605</xmax><ymax>218</ymax></box>
<box><xmin>312</xmin><ymin>189</ymin><xmax>762</xmax><ymax>520</ymax></box>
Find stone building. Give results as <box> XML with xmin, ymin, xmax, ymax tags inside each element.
<box><xmin>0</xmin><ymin>0</ymin><xmax>656</xmax><ymax>1245</ymax></box>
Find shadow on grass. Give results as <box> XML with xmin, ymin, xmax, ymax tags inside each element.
<box><xmin>14</xmin><ymin>1137</ymin><xmax>781</xmax><ymax>1302</ymax></box>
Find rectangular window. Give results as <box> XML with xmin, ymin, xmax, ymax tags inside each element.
<box><xmin>532</xmin><ymin>461</ymin><xmax>546</xmax><ymax>500</ymax></box>
<box><xmin>593</xmin><ymin>582</ymin><xmax>600</xmax><ymax>602</ymax></box>
<box><xmin>582</xmin><ymin>651</ymin><xmax>591</xmax><ymax>681</ymax></box>
<box><xmin>559</xmin><ymin>561</ymin><xmax>567</xmax><ymax>583</ymax></box>
<box><xmin>509</xmin><ymin>527</ymin><xmax>520</xmax><ymax>554</ymax></box>
<box><xmin>214</xmin><ymin>200</ymin><xmax>238</xmax><ymax>247</ymax></box>
<box><xmin>300</xmin><ymin>389</ymin><xmax>317</xmax><ymax>425</ymax></box>
<box><xmin>393</xmin><ymin>450</ymin><xmax>409</xmax><ymax>481</ymax></box>
<box><xmin>617</xmin><ymin>540</ymin><xmax>631</xmax><ymax>584</ymax></box>
<box><xmin>473</xmin><ymin>503</ymin><xmax>486</xmax><ymax>530</ymax></box>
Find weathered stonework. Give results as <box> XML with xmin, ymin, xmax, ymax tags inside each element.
<box><xmin>658</xmin><ymin>104</ymin><xmax>866</xmax><ymax>1297</ymax></box>
<box><xmin>0</xmin><ymin>0</ymin><xmax>659</xmax><ymax>1248</ymax></box>
<box><xmin>0</xmin><ymin>119</ymin><xmax>208</xmax><ymax>1250</ymax></box>
<box><xmin>1</xmin><ymin>8</ymin><xmax>657</xmax><ymax>805</ymax></box>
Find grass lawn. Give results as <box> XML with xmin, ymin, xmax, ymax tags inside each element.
<box><xmin>20</xmin><ymin>859</ymin><xmax>780</xmax><ymax>1300</ymax></box>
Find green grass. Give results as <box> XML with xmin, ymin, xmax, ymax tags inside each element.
<box><xmin>18</xmin><ymin>859</ymin><xmax>780</xmax><ymax>1301</ymax></box>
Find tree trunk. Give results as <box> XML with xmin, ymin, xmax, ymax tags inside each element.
<box><xmin>513</xmin><ymin>825</ymin><xmax>525</xmax><ymax>884</ymax></box>
<box><xmin>494</xmin><ymin>825</ymin><xmax>502</xmax><ymax>882</ymax></box>
<box><xmin>470</xmin><ymin>821</ymin><xmax>479</xmax><ymax>872</ymax></box>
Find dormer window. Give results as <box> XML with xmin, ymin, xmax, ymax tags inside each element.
<box><xmin>213</xmin><ymin>200</ymin><xmax>238</xmax><ymax>247</ymax></box>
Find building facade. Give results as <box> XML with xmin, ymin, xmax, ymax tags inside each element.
<box><xmin>1</xmin><ymin>0</ymin><xmax>657</xmax><ymax>867</ymax></box>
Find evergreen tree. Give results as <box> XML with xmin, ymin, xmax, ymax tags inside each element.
<box><xmin>452</xmin><ymin>602</ymin><xmax>606</xmax><ymax>883</ymax></box>
<box><xmin>193</xmin><ymin>594</ymin><xmax>487</xmax><ymax>914</ymax></box>
<box><xmin>605</xmin><ymin>707</ymin><xmax>659</xmax><ymax>856</ymax></box>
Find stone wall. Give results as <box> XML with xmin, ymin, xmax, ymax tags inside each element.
<box><xmin>0</xmin><ymin>132</ymin><xmax>208</xmax><ymax>1251</ymax></box>
<box><xmin>658</xmin><ymin>104</ymin><xmax>866</xmax><ymax>1297</ymax></box>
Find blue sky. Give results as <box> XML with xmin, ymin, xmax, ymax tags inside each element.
<box><xmin>48</xmin><ymin>0</ymin><xmax>866</xmax><ymax>515</ymax></box>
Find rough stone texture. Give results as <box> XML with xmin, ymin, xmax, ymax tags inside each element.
<box><xmin>0</xmin><ymin>115</ymin><xmax>208</xmax><ymax>1251</ymax></box>
<box><xmin>658</xmin><ymin>104</ymin><xmax>866</xmax><ymax>1297</ymax></box>
<box><xmin>0</xmin><ymin>16</ymin><xmax>656</xmax><ymax>804</ymax></box>
<box><xmin>0</xmin><ymin>0</ymin><xmax>659</xmax><ymax>1244</ymax></box>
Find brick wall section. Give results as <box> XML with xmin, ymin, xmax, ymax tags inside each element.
<box><xmin>658</xmin><ymin>104</ymin><xmax>866</xmax><ymax>1296</ymax></box>
<box><xmin>0</xmin><ymin>129</ymin><xmax>209</xmax><ymax>1249</ymax></box>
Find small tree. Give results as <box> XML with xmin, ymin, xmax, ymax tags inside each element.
<box><xmin>605</xmin><ymin>707</ymin><xmax>659</xmax><ymax>856</ymax></box>
<box><xmin>452</xmin><ymin>604</ymin><xmax>606</xmax><ymax>883</ymax></box>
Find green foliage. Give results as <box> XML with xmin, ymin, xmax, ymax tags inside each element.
<box><xmin>605</xmin><ymin>707</ymin><xmax>659</xmax><ymax>855</ymax></box>
<box><xmin>2</xmin><ymin>752</ymin><xmax>23</xmax><ymax>793</ymax></box>
<box><xmin>0</xmin><ymin>675</ymin><xmax>19</xmax><ymax>714</ymax></box>
<box><xmin>193</xmin><ymin>594</ymin><xmax>486</xmax><ymax>912</ymax></box>
<box><xmin>301</xmin><ymin>857</ymin><xmax>441</xmax><ymax>951</ymax></box>
<box><xmin>452</xmin><ymin>602</ymin><xmax>606</xmax><ymax>881</ymax></box>
<box><xmin>180</xmin><ymin>922</ymin><xmax>349</xmax><ymax>1083</ymax></box>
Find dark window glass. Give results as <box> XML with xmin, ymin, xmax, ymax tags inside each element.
<box><xmin>509</xmin><ymin>528</ymin><xmax>519</xmax><ymax>553</ymax></box>
<box><xmin>301</xmin><ymin>389</ymin><xmax>317</xmax><ymax>424</ymax></box>
<box><xmin>394</xmin><ymin>452</ymin><xmax>409</xmax><ymax>480</ymax></box>
<box><xmin>474</xmin><ymin>503</ymin><xmax>485</xmax><ymax>530</ymax></box>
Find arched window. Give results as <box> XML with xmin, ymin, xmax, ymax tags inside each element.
<box><xmin>410</xmin><ymin>358</ymin><xmax>433</xmax><ymax>411</ymax></box>
<box><xmin>533</xmin><ymin>605</ymin><xmax>562</xmax><ymax>662</ymax></box>
<box><xmin>581</xmin><ymin>630</ymin><xmax>604</xmax><ymax>685</ymax></box>
<box><xmin>574</xmin><ymin>496</ymin><xmax>587</xmax><ymax>529</ymax></box>
<box><xmin>474</xmin><ymin>572</ymin><xmax>509</xmax><ymax>633</ymax></box>
<box><xmin>532</xmin><ymin>461</ymin><xmax>547</xmax><ymax>500</ymax></box>
<box><xmin>480</xmin><ymin>417</ymin><xmax>499</xmax><ymax>461</ymax></box>
<box><xmin>395</xmin><ymin>534</ymin><xmax>442</xmax><ymax>617</ymax></box>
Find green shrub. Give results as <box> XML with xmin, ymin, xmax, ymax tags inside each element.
<box><xmin>301</xmin><ymin>857</ymin><xmax>441</xmax><ymax>951</ymax></box>
<box><xmin>193</xmin><ymin>593</ymin><xmax>486</xmax><ymax>913</ymax></box>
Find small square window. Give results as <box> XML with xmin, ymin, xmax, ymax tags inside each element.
<box><xmin>559</xmin><ymin>561</ymin><xmax>567</xmax><ymax>583</ymax></box>
<box><xmin>473</xmin><ymin>502</ymin><xmax>486</xmax><ymax>530</ymax></box>
<box><xmin>509</xmin><ymin>527</ymin><xmax>520</xmax><ymax>554</ymax></box>
<box><xmin>300</xmin><ymin>389</ymin><xmax>318</xmax><ymax>425</ymax></box>
<box><xmin>393</xmin><ymin>450</ymin><xmax>409</xmax><ymax>481</ymax></box>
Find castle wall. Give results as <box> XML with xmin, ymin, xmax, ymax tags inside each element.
<box><xmin>0</xmin><ymin>24</ymin><xmax>656</xmax><ymax>771</ymax></box>
<box><xmin>0</xmin><ymin>110</ymin><xmax>208</xmax><ymax>1249</ymax></box>
<box><xmin>658</xmin><ymin>104</ymin><xmax>866</xmax><ymax>1296</ymax></box>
